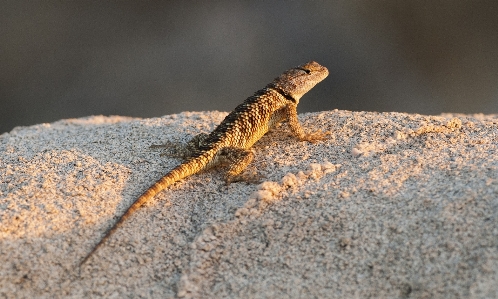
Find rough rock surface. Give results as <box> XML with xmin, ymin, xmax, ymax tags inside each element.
<box><xmin>1</xmin><ymin>110</ymin><xmax>497</xmax><ymax>298</ymax></box>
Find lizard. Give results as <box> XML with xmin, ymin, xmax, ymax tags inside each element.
<box><xmin>79</xmin><ymin>61</ymin><xmax>329</xmax><ymax>266</ymax></box>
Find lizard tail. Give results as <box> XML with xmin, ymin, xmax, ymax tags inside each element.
<box><xmin>79</xmin><ymin>157</ymin><xmax>207</xmax><ymax>266</ymax></box>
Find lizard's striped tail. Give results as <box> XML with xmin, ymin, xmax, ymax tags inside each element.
<box><xmin>79</xmin><ymin>159</ymin><xmax>204</xmax><ymax>266</ymax></box>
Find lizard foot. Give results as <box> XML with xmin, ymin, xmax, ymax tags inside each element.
<box><xmin>150</xmin><ymin>142</ymin><xmax>189</xmax><ymax>158</ymax></box>
<box><xmin>225</xmin><ymin>169</ymin><xmax>265</xmax><ymax>185</ymax></box>
<box><xmin>301</xmin><ymin>130</ymin><xmax>331</xmax><ymax>143</ymax></box>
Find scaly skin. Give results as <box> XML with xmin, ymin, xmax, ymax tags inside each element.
<box><xmin>79</xmin><ymin>61</ymin><xmax>329</xmax><ymax>266</ymax></box>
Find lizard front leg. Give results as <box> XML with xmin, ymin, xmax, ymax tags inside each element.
<box><xmin>285</xmin><ymin>103</ymin><xmax>329</xmax><ymax>143</ymax></box>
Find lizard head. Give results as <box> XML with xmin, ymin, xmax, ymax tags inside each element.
<box><xmin>269</xmin><ymin>61</ymin><xmax>329</xmax><ymax>104</ymax></box>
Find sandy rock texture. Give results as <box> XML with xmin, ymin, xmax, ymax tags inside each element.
<box><xmin>1</xmin><ymin>110</ymin><xmax>497</xmax><ymax>298</ymax></box>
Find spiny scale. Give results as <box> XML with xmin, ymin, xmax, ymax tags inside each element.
<box><xmin>79</xmin><ymin>61</ymin><xmax>329</xmax><ymax>266</ymax></box>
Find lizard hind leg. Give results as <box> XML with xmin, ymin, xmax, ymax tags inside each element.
<box><xmin>150</xmin><ymin>133</ymin><xmax>210</xmax><ymax>159</ymax></box>
<box><xmin>218</xmin><ymin>147</ymin><xmax>261</xmax><ymax>184</ymax></box>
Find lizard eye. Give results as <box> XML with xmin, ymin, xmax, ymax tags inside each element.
<box><xmin>297</xmin><ymin>67</ymin><xmax>311</xmax><ymax>75</ymax></box>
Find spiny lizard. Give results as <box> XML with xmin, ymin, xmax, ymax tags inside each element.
<box><xmin>80</xmin><ymin>61</ymin><xmax>329</xmax><ymax>266</ymax></box>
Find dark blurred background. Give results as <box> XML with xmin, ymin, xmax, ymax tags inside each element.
<box><xmin>2</xmin><ymin>1</ymin><xmax>498</xmax><ymax>134</ymax></box>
